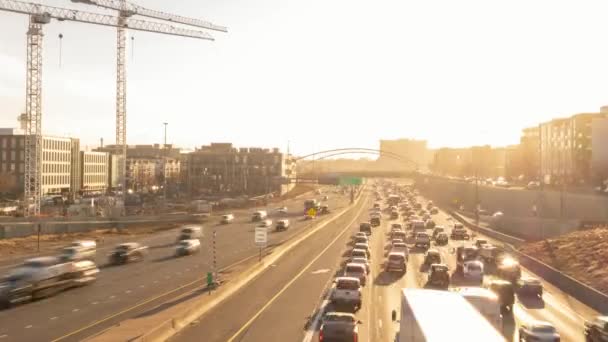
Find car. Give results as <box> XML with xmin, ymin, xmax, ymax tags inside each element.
<box><xmin>391</xmin><ymin>230</ymin><xmax>407</xmax><ymax>241</ymax></box>
<box><xmin>431</xmin><ymin>226</ymin><xmax>445</xmax><ymax>239</ymax></box>
<box><xmin>488</xmin><ymin>279</ymin><xmax>515</xmax><ymax>312</ymax></box>
<box><xmin>385</xmin><ymin>252</ymin><xmax>407</xmax><ymax>273</ymax></box>
<box><xmin>430</xmin><ymin>207</ymin><xmax>439</xmax><ymax>214</ymax></box>
<box><xmin>516</xmin><ymin>277</ymin><xmax>543</xmax><ymax>297</ymax></box>
<box><xmin>391</xmin><ymin>223</ymin><xmax>403</xmax><ymax>231</ymax></box>
<box><xmin>344</xmin><ymin>263</ymin><xmax>367</xmax><ymax>286</ymax></box>
<box><xmin>350</xmin><ymin>257</ymin><xmax>370</xmax><ymax>274</ymax></box>
<box><xmin>475</xmin><ymin>238</ymin><xmax>489</xmax><ymax>248</ymax></box>
<box><xmin>176</xmin><ymin>225</ymin><xmax>203</xmax><ymax>242</ymax></box>
<box><xmin>414</xmin><ymin>232</ymin><xmax>431</xmax><ymax>249</ymax></box>
<box><xmin>451</xmin><ymin>225</ymin><xmax>470</xmax><ymax>240</ymax></box>
<box><xmin>519</xmin><ymin>321</ymin><xmax>560</xmax><ymax>342</ymax></box>
<box><xmin>425</xmin><ymin>219</ymin><xmax>436</xmax><ymax>229</ymax></box>
<box><xmin>527</xmin><ymin>181</ymin><xmax>541</xmax><ymax>190</ymax></box>
<box><xmin>258</xmin><ymin>219</ymin><xmax>273</xmax><ymax>228</ymax></box>
<box><xmin>251</xmin><ymin>210</ymin><xmax>268</xmax><ymax>222</ymax></box>
<box><xmin>276</xmin><ymin>206</ymin><xmax>288</xmax><ymax>215</ymax></box>
<box><xmin>354</xmin><ymin>232</ymin><xmax>367</xmax><ymax>239</ymax></box>
<box><xmin>392</xmin><ymin>242</ymin><xmax>408</xmax><ymax>253</ymax></box>
<box><xmin>423</xmin><ymin>249</ymin><xmax>441</xmax><ymax>265</ymax></box>
<box><xmin>109</xmin><ymin>243</ymin><xmax>148</xmax><ymax>264</ymax></box>
<box><xmin>463</xmin><ymin>260</ymin><xmax>484</xmax><ymax>283</ymax></box>
<box><xmin>373</xmin><ymin>203</ymin><xmax>381</xmax><ymax>209</ymax></box>
<box><xmin>370</xmin><ymin>216</ymin><xmax>381</xmax><ymax>227</ymax></box>
<box><xmin>353</xmin><ymin>235</ymin><xmax>368</xmax><ymax>244</ymax></box>
<box><xmin>354</xmin><ymin>243</ymin><xmax>371</xmax><ymax>257</ymax></box>
<box><xmin>390</xmin><ymin>211</ymin><xmax>399</xmax><ymax>219</ymax></box>
<box><xmin>221</xmin><ymin>214</ymin><xmax>234</xmax><ymax>224</ymax></box>
<box><xmin>584</xmin><ymin>316</ymin><xmax>608</xmax><ymax>342</ymax></box>
<box><xmin>426</xmin><ymin>263</ymin><xmax>450</xmax><ymax>289</ymax></box>
<box><xmin>330</xmin><ymin>277</ymin><xmax>362</xmax><ymax>310</ymax></box>
<box><xmin>319</xmin><ymin>205</ymin><xmax>330</xmax><ymax>215</ymax></box>
<box><xmin>435</xmin><ymin>232</ymin><xmax>449</xmax><ymax>245</ymax></box>
<box><xmin>175</xmin><ymin>239</ymin><xmax>201</xmax><ymax>256</ymax></box>
<box><xmin>350</xmin><ymin>249</ymin><xmax>368</xmax><ymax>261</ymax></box>
<box><xmin>359</xmin><ymin>222</ymin><xmax>372</xmax><ymax>235</ymax></box>
<box><xmin>319</xmin><ymin>312</ymin><xmax>361</xmax><ymax>342</ymax></box>
<box><xmin>315</xmin><ymin>189</ymin><xmax>322</xmax><ymax>195</ymax></box>
<box><xmin>275</xmin><ymin>219</ymin><xmax>290</xmax><ymax>231</ymax></box>
<box><xmin>498</xmin><ymin>257</ymin><xmax>522</xmax><ymax>282</ymax></box>
<box><xmin>322</xmin><ymin>195</ymin><xmax>329</xmax><ymax>201</ymax></box>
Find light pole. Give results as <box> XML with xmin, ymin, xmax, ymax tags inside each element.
<box><xmin>163</xmin><ymin>122</ymin><xmax>168</xmax><ymax>146</ymax></box>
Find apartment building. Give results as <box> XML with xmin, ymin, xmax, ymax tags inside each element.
<box><xmin>540</xmin><ymin>113</ymin><xmax>608</xmax><ymax>184</ymax></box>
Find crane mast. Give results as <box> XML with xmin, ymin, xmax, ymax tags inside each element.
<box><xmin>0</xmin><ymin>0</ymin><xmax>220</xmax><ymax>216</ymax></box>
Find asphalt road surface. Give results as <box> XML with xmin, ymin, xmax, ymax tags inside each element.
<box><xmin>0</xmin><ymin>187</ymin><xmax>348</xmax><ymax>341</ymax></box>
<box><xmin>171</xmin><ymin>184</ymin><xmax>600</xmax><ymax>342</ymax></box>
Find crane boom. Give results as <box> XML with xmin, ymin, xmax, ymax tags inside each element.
<box><xmin>0</xmin><ymin>0</ymin><xmax>214</xmax><ymax>40</ymax></box>
<box><xmin>72</xmin><ymin>0</ymin><xmax>228</xmax><ymax>32</ymax></box>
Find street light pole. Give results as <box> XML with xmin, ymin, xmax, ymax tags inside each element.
<box><xmin>163</xmin><ymin>122</ymin><xmax>168</xmax><ymax>146</ymax></box>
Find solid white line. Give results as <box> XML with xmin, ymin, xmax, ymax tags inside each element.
<box><xmin>50</xmin><ymin>317</ymin><xmax>58</xmax><ymax>320</ymax></box>
<box><xmin>91</xmin><ymin>302</ymin><xmax>98</xmax><ymax>305</ymax></box>
<box><xmin>0</xmin><ymin>334</ymin><xmax>7</xmax><ymax>338</ymax></box>
<box><xmin>72</xmin><ymin>309</ymin><xmax>79</xmax><ymax>312</ymax></box>
<box><xmin>228</xmin><ymin>195</ymin><xmax>368</xmax><ymax>342</ymax></box>
<box><xmin>25</xmin><ymin>325</ymin><xmax>32</xmax><ymax>329</ymax></box>
<box><xmin>378</xmin><ymin>319</ymin><xmax>383</xmax><ymax>329</ymax></box>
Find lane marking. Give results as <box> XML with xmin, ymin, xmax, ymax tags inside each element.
<box><xmin>125</xmin><ymin>290</ymin><xmax>131</xmax><ymax>294</ymax></box>
<box><xmin>72</xmin><ymin>309</ymin><xmax>79</xmax><ymax>313</ymax></box>
<box><xmin>310</xmin><ymin>269</ymin><xmax>330</xmax><ymax>275</ymax></box>
<box><xmin>378</xmin><ymin>319</ymin><xmax>383</xmax><ymax>329</ymax></box>
<box><xmin>25</xmin><ymin>325</ymin><xmax>32</xmax><ymax>329</ymax></box>
<box><xmin>109</xmin><ymin>295</ymin><xmax>116</xmax><ymax>299</ymax></box>
<box><xmin>228</xmin><ymin>195</ymin><xmax>368</xmax><ymax>342</ymax></box>
<box><xmin>0</xmin><ymin>334</ymin><xmax>7</xmax><ymax>339</ymax></box>
<box><xmin>50</xmin><ymin>317</ymin><xmax>58</xmax><ymax>320</ymax></box>
<box><xmin>91</xmin><ymin>302</ymin><xmax>98</xmax><ymax>305</ymax></box>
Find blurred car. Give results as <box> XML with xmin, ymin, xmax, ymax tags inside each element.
<box><xmin>385</xmin><ymin>252</ymin><xmax>407</xmax><ymax>273</ymax></box>
<box><xmin>109</xmin><ymin>243</ymin><xmax>147</xmax><ymax>264</ymax></box>
<box><xmin>488</xmin><ymin>279</ymin><xmax>515</xmax><ymax>312</ymax></box>
<box><xmin>350</xmin><ymin>249</ymin><xmax>368</xmax><ymax>261</ymax></box>
<box><xmin>275</xmin><ymin>219</ymin><xmax>290</xmax><ymax>231</ymax></box>
<box><xmin>359</xmin><ymin>222</ymin><xmax>372</xmax><ymax>235</ymax></box>
<box><xmin>430</xmin><ymin>207</ymin><xmax>439</xmax><ymax>214</ymax></box>
<box><xmin>435</xmin><ymin>232</ymin><xmax>449</xmax><ymax>245</ymax></box>
<box><xmin>258</xmin><ymin>219</ymin><xmax>273</xmax><ymax>228</ymax></box>
<box><xmin>276</xmin><ymin>206</ymin><xmax>288</xmax><ymax>215</ymax></box>
<box><xmin>426</xmin><ymin>263</ymin><xmax>449</xmax><ymax>289</ymax></box>
<box><xmin>423</xmin><ymin>249</ymin><xmax>441</xmax><ymax>265</ymax></box>
<box><xmin>175</xmin><ymin>239</ymin><xmax>201</xmax><ymax>256</ymax></box>
<box><xmin>519</xmin><ymin>321</ymin><xmax>560</xmax><ymax>342</ymax></box>
<box><xmin>344</xmin><ymin>263</ymin><xmax>367</xmax><ymax>286</ymax></box>
<box><xmin>425</xmin><ymin>219</ymin><xmax>436</xmax><ymax>229</ymax></box>
<box><xmin>221</xmin><ymin>214</ymin><xmax>234</xmax><ymax>224</ymax></box>
<box><xmin>517</xmin><ymin>277</ymin><xmax>543</xmax><ymax>297</ymax></box>
<box><xmin>432</xmin><ymin>226</ymin><xmax>445</xmax><ymax>239</ymax></box>
<box><xmin>350</xmin><ymin>257</ymin><xmax>370</xmax><ymax>274</ymax></box>
<box><xmin>391</xmin><ymin>223</ymin><xmax>403</xmax><ymax>231</ymax></box>
<box><xmin>584</xmin><ymin>316</ymin><xmax>608</xmax><ymax>342</ymax></box>
<box><xmin>319</xmin><ymin>312</ymin><xmax>361</xmax><ymax>342</ymax></box>
<box><xmin>527</xmin><ymin>181</ymin><xmax>541</xmax><ymax>190</ymax></box>
<box><xmin>475</xmin><ymin>238</ymin><xmax>489</xmax><ymax>248</ymax></box>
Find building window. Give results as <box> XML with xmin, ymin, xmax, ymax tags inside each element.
<box><xmin>10</xmin><ymin>151</ymin><xmax>15</xmax><ymax>161</ymax></box>
<box><xmin>9</xmin><ymin>163</ymin><xmax>15</xmax><ymax>172</ymax></box>
<box><xmin>19</xmin><ymin>163</ymin><xmax>24</xmax><ymax>172</ymax></box>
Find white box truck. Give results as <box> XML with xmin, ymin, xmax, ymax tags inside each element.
<box><xmin>395</xmin><ymin>289</ymin><xmax>505</xmax><ymax>342</ymax></box>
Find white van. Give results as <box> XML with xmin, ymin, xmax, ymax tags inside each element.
<box><xmin>463</xmin><ymin>260</ymin><xmax>484</xmax><ymax>283</ymax></box>
<box><xmin>60</xmin><ymin>240</ymin><xmax>97</xmax><ymax>261</ymax></box>
<box><xmin>177</xmin><ymin>225</ymin><xmax>203</xmax><ymax>242</ymax></box>
<box><xmin>251</xmin><ymin>210</ymin><xmax>268</xmax><ymax>222</ymax></box>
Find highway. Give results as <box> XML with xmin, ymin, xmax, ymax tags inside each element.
<box><xmin>0</xmin><ymin>188</ymin><xmax>348</xmax><ymax>341</ymax></box>
<box><xmin>171</xmin><ymin>184</ymin><xmax>600</xmax><ymax>342</ymax></box>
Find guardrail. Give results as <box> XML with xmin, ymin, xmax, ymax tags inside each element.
<box><xmin>449</xmin><ymin>210</ymin><xmax>608</xmax><ymax>314</ymax></box>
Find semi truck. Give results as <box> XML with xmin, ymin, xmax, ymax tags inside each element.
<box><xmin>394</xmin><ymin>289</ymin><xmax>505</xmax><ymax>342</ymax></box>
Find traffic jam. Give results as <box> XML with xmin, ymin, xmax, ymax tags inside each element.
<box><xmin>316</xmin><ymin>180</ymin><xmax>588</xmax><ymax>342</ymax></box>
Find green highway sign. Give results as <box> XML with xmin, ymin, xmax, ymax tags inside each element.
<box><xmin>339</xmin><ymin>177</ymin><xmax>362</xmax><ymax>185</ymax></box>
<box><xmin>207</xmin><ymin>272</ymin><xmax>213</xmax><ymax>286</ymax></box>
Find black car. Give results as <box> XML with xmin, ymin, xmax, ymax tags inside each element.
<box><xmin>435</xmin><ymin>232</ymin><xmax>449</xmax><ymax>246</ymax></box>
<box><xmin>488</xmin><ymin>279</ymin><xmax>515</xmax><ymax>312</ymax></box>
<box><xmin>359</xmin><ymin>222</ymin><xmax>372</xmax><ymax>235</ymax></box>
<box><xmin>370</xmin><ymin>216</ymin><xmax>381</xmax><ymax>227</ymax></box>
<box><xmin>516</xmin><ymin>277</ymin><xmax>543</xmax><ymax>297</ymax></box>
<box><xmin>426</xmin><ymin>263</ymin><xmax>450</xmax><ymax>289</ymax></box>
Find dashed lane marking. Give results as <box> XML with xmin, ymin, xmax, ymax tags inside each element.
<box><xmin>72</xmin><ymin>309</ymin><xmax>79</xmax><ymax>312</ymax></box>
<box><xmin>50</xmin><ymin>317</ymin><xmax>58</xmax><ymax>320</ymax></box>
<box><xmin>25</xmin><ymin>325</ymin><xmax>32</xmax><ymax>329</ymax></box>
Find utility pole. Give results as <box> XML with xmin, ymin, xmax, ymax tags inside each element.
<box><xmin>163</xmin><ymin>122</ymin><xmax>168</xmax><ymax>146</ymax></box>
<box><xmin>474</xmin><ymin>158</ymin><xmax>479</xmax><ymax>225</ymax></box>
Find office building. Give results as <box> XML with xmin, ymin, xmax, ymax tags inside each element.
<box><xmin>80</xmin><ymin>151</ymin><xmax>109</xmax><ymax>193</ymax></box>
<box><xmin>187</xmin><ymin>143</ymin><xmax>288</xmax><ymax>196</ymax></box>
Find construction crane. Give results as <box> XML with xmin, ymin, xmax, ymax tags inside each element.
<box><xmin>0</xmin><ymin>0</ymin><xmax>215</xmax><ymax>216</ymax></box>
<box><xmin>71</xmin><ymin>0</ymin><xmax>227</xmax><ymax>213</ymax></box>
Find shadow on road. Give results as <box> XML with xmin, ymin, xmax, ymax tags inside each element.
<box><xmin>449</xmin><ymin>271</ymin><xmax>482</xmax><ymax>287</ymax></box>
<box><xmin>374</xmin><ymin>270</ymin><xmax>403</xmax><ymax>286</ymax></box>
<box><xmin>149</xmin><ymin>242</ymin><xmax>175</xmax><ymax>250</ymax></box>
<box><xmin>502</xmin><ymin>311</ymin><xmax>517</xmax><ymax>341</ymax></box>
<box><xmin>517</xmin><ymin>294</ymin><xmax>545</xmax><ymax>309</ymax></box>
<box><xmin>152</xmin><ymin>254</ymin><xmax>177</xmax><ymax>263</ymax></box>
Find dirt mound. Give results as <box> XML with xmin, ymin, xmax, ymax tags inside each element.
<box><xmin>518</xmin><ymin>227</ymin><xmax>608</xmax><ymax>293</ymax></box>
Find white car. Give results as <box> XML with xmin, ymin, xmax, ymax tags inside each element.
<box><xmin>350</xmin><ymin>257</ymin><xmax>370</xmax><ymax>274</ymax></box>
<box><xmin>221</xmin><ymin>214</ymin><xmax>234</xmax><ymax>224</ymax></box>
<box><xmin>519</xmin><ymin>321</ymin><xmax>560</xmax><ymax>341</ymax></box>
<box><xmin>463</xmin><ymin>260</ymin><xmax>484</xmax><ymax>282</ymax></box>
<box><xmin>276</xmin><ymin>207</ymin><xmax>288</xmax><ymax>215</ymax></box>
<box><xmin>175</xmin><ymin>239</ymin><xmax>201</xmax><ymax>256</ymax></box>
<box><xmin>353</xmin><ymin>244</ymin><xmax>371</xmax><ymax>258</ymax></box>
<box><xmin>258</xmin><ymin>219</ymin><xmax>273</xmax><ymax>228</ymax></box>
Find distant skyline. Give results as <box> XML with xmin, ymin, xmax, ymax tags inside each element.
<box><xmin>2</xmin><ymin>0</ymin><xmax>608</xmax><ymax>155</ymax></box>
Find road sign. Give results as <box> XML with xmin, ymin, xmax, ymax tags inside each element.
<box><xmin>307</xmin><ymin>207</ymin><xmax>316</xmax><ymax>218</ymax></box>
<box><xmin>339</xmin><ymin>176</ymin><xmax>362</xmax><ymax>185</ymax></box>
<box><xmin>206</xmin><ymin>272</ymin><xmax>213</xmax><ymax>287</ymax></box>
<box><xmin>254</xmin><ymin>227</ymin><xmax>268</xmax><ymax>246</ymax></box>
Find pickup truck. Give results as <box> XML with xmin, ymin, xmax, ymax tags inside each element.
<box><xmin>0</xmin><ymin>256</ymin><xmax>99</xmax><ymax>307</ymax></box>
<box><xmin>330</xmin><ymin>277</ymin><xmax>362</xmax><ymax>309</ymax></box>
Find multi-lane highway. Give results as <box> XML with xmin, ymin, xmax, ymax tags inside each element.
<box><xmin>172</xmin><ymin>182</ymin><xmax>600</xmax><ymax>342</ymax></box>
<box><xmin>0</xmin><ymin>188</ymin><xmax>349</xmax><ymax>341</ymax></box>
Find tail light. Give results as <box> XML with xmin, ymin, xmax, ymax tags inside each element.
<box><xmin>319</xmin><ymin>329</ymin><xmax>323</xmax><ymax>342</ymax></box>
<box><xmin>353</xmin><ymin>332</ymin><xmax>358</xmax><ymax>342</ymax></box>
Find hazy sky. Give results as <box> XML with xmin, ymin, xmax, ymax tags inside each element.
<box><xmin>1</xmin><ymin>0</ymin><xmax>608</xmax><ymax>155</ymax></box>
